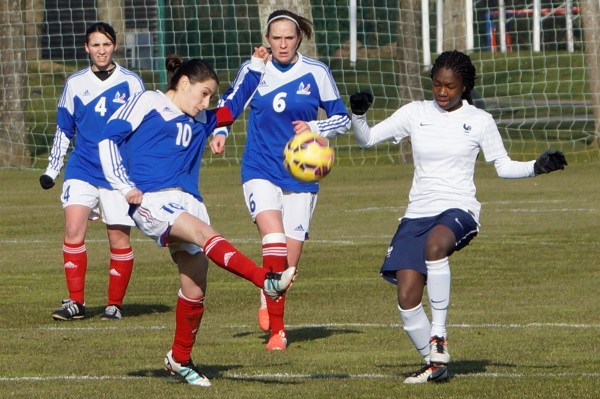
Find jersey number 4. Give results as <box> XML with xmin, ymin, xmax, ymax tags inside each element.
<box><xmin>95</xmin><ymin>97</ymin><xmax>108</xmax><ymax>117</ymax></box>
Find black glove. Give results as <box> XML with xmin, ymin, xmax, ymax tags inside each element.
<box><xmin>350</xmin><ymin>91</ymin><xmax>374</xmax><ymax>116</ymax></box>
<box><xmin>39</xmin><ymin>174</ymin><xmax>55</xmax><ymax>190</ymax></box>
<box><xmin>533</xmin><ymin>150</ymin><xmax>567</xmax><ymax>175</ymax></box>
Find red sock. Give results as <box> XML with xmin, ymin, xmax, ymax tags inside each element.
<box><xmin>63</xmin><ymin>242</ymin><xmax>87</xmax><ymax>304</ymax></box>
<box><xmin>262</xmin><ymin>235</ymin><xmax>288</xmax><ymax>336</ymax></box>
<box><xmin>204</xmin><ymin>235</ymin><xmax>265</xmax><ymax>287</ymax></box>
<box><xmin>172</xmin><ymin>291</ymin><xmax>205</xmax><ymax>364</ymax></box>
<box><xmin>107</xmin><ymin>247</ymin><xmax>134</xmax><ymax>307</ymax></box>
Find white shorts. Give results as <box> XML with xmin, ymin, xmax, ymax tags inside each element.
<box><xmin>61</xmin><ymin>179</ymin><xmax>135</xmax><ymax>226</ymax></box>
<box><xmin>131</xmin><ymin>189</ymin><xmax>210</xmax><ymax>255</ymax></box>
<box><xmin>243</xmin><ymin>179</ymin><xmax>317</xmax><ymax>242</ymax></box>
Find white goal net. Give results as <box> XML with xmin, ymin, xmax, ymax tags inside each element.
<box><xmin>1</xmin><ymin>0</ymin><xmax>599</xmax><ymax>169</ymax></box>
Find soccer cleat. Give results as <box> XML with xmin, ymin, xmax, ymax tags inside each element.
<box><xmin>258</xmin><ymin>290</ymin><xmax>270</xmax><ymax>331</ymax></box>
<box><xmin>265</xmin><ymin>330</ymin><xmax>287</xmax><ymax>351</ymax></box>
<box><xmin>403</xmin><ymin>363</ymin><xmax>449</xmax><ymax>384</ymax></box>
<box><xmin>164</xmin><ymin>350</ymin><xmax>211</xmax><ymax>387</ymax></box>
<box><xmin>51</xmin><ymin>299</ymin><xmax>85</xmax><ymax>321</ymax></box>
<box><xmin>99</xmin><ymin>304</ymin><xmax>122</xmax><ymax>320</ymax></box>
<box><xmin>429</xmin><ymin>335</ymin><xmax>450</xmax><ymax>365</ymax></box>
<box><xmin>263</xmin><ymin>266</ymin><xmax>296</xmax><ymax>301</ymax></box>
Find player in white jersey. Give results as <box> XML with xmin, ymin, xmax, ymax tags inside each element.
<box><xmin>350</xmin><ymin>50</ymin><xmax>567</xmax><ymax>384</ymax></box>
<box><xmin>39</xmin><ymin>22</ymin><xmax>145</xmax><ymax>321</ymax></box>
<box><xmin>213</xmin><ymin>9</ymin><xmax>350</xmax><ymax>351</ymax></box>
<box><xmin>98</xmin><ymin>50</ymin><xmax>296</xmax><ymax>386</ymax></box>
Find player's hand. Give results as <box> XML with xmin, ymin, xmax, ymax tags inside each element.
<box><xmin>253</xmin><ymin>46</ymin><xmax>270</xmax><ymax>63</ymax></box>
<box><xmin>209</xmin><ymin>134</ymin><xmax>226</xmax><ymax>154</ymax></box>
<box><xmin>125</xmin><ymin>188</ymin><xmax>143</xmax><ymax>205</ymax></box>
<box><xmin>39</xmin><ymin>174</ymin><xmax>55</xmax><ymax>190</ymax></box>
<box><xmin>292</xmin><ymin>120</ymin><xmax>311</xmax><ymax>134</ymax></box>
<box><xmin>534</xmin><ymin>150</ymin><xmax>567</xmax><ymax>175</ymax></box>
<box><xmin>350</xmin><ymin>91</ymin><xmax>374</xmax><ymax>115</ymax></box>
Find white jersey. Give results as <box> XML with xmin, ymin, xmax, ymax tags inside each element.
<box><xmin>352</xmin><ymin>100</ymin><xmax>536</xmax><ymax>221</ymax></box>
<box><xmin>45</xmin><ymin>63</ymin><xmax>145</xmax><ymax>188</ymax></box>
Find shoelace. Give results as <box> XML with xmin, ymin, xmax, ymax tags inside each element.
<box><xmin>264</xmin><ymin>272</ymin><xmax>282</xmax><ymax>288</ymax></box>
<box><xmin>433</xmin><ymin>336</ymin><xmax>445</xmax><ymax>353</ymax></box>
<box><xmin>411</xmin><ymin>364</ymin><xmax>436</xmax><ymax>377</ymax></box>
<box><xmin>180</xmin><ymin>361</ymin><xmax>206</xmax><ymax>379</ymax></box>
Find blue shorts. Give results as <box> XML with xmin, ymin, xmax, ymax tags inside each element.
<box><xmin>380</xmin><ymin>208</ymin><xmax>479</xmax><ymax>284</ymax></box>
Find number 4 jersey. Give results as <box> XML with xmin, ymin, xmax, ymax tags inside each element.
<box><xmin>46</xmin><ymin>63</ymin><xmax>145</xmax><ymax>188</ymax></box>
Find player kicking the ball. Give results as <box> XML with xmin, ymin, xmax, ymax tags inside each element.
<box><xmin>99</xmin><ymin>47</ymin><xmax>295</xmax><ymax>386</ymax></box>
<box><xmin>350</xmin><ymin>50</ymin><xmax>567</xmax><ymax>383</ymax></box>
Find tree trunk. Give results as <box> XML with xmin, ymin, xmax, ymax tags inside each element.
<box><xmin>443</xmin><ymin>0</ymin><xmax>467</xmax><ymax>51</ymax></box>
<box><xmin>0</xmin><ymin>0</ymin><xmax>30</xmax><ymax>167</ymax></box>
<box><xmin>97</xmin><ymin>0</ymin><xmax>126</xmax><ymax>63</ymax></box>
<box><xmin>396</xmin><ymin>0</ymin><xmax>424</xmax><ymax>163</ymax></box>
<box><xmin>581</xmin><ymin>0</ymin><xmax>600</xmax><ymax>147</ymax></box>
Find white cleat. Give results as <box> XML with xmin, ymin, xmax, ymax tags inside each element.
<box><xmin>164</xmin><ymin>350</ymin><xmax>211</xmax><ymax>387</ymax></box>
<box><xmin>263</xmin><ymin>267</ymin><xmax>296</xmax><ymax>300</ymax></box>
<box><xmin>403</xmin><ymin>363</ymin><xmax>449</xmax><ymax>384</ymax></box>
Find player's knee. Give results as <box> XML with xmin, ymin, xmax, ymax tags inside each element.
<box><xmin>397</xmin><ymin>292</ymin><xmax>421</xmax><ymax>310</ymax></box>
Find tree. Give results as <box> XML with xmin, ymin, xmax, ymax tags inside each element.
<box><xmin>395</xmin><ymin>0</ymin><xmax>424</xmax><ymax>163</ymax></box>
<box><xmin>581</xmin><ymin>0</ymin><xmax>600</xmax><ymax>147</ymax></box>
<box><xmin>0</xmin><ymin>0</ymin><xmax>30</xmax><ymax>167</ymax></box>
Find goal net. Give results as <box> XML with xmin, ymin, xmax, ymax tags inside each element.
<box><xmin>2</xmin><ymin>0</ymin><xmax>599</xmax><ymax>169</ymax></box>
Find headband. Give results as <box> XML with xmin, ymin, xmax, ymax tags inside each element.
<box><xmin>266</xmin><ymin>15</ymin><xmax>300</xmax><ymax>29</ymax></box>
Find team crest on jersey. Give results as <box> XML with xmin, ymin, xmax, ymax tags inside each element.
<box><xmin>296</xmin><ymin>82</ymin><xmax>311</xmax><ymax>95</ymax></box>
<box><xmin>463</xmin><ymin>123</ymin><xmax>472</xmax><ymax>134</ymax></box>
<box><xmin>113</xmin><ymin>91</ymin><xmax>127</xmax><ymax>104</ymax></box>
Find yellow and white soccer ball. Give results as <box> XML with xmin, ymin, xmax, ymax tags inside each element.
<box><xmin>283</xmin><ymin>132</ymin><xmax>335</xmax><ymax>182</ymax></box>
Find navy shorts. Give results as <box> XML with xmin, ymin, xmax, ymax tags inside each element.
<box><xmin>380</xmin><ymin>208</ymin><xmax>479</xmax><ymax>285</ymax></box>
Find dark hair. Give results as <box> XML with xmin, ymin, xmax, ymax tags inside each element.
<box><xmin>430</xmin><ymin>50</ymin><xmax>476</xmax><ymax>105</ymax></box>
<box><xmin>85</xmin><ymin>22</ymin><xmax>117</xmax><ymax>44</ymax></box>
<box><xmin>266</xmin><ymin>9</ymin><xmax>313</xmax><ymax>49</ymax></box>
<box><xmin>165</xmin><ymin>54</ymin><xmax>219</xmax><ymax>91</ymax></box>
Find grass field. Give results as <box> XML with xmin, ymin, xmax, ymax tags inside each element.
<box><xmin>1</xmin><ymin>162</ymin><xmax>599</xmax><ymax>398</ymax></box>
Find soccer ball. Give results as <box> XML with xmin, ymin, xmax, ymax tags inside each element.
<box><xmin>283</xmin><ymin>132</ymin><xmax>334</xmax><ymax>182</ymax></box>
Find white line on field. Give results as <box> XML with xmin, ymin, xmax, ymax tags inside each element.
<box><xmin>1</xmin><ymin>322</ymin><xmax>598</xmax><ymax>333</ymax></box>
<box><xmin>1</xmin><ymin>371</ymin><xmax>599</xmax><ymax>383</ymax></box>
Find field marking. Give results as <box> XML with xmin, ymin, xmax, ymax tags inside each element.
<box><xmin>1</xmin><ymin>322</ymin><xmax>599</xmax><ymax>333</ymax></box>
<box><xmin>1</xmin><ymin>371</ymin><xmax>599</xmax><ymax>383</ymax></box>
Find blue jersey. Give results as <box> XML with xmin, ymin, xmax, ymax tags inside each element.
<box><xmin>220</xmin><ymin>53</ymin><xmax>350</xmax><ymax>193</ymax></box>
<box><xmin>100</xmin><ymin>61</ymin><xmax>263</xmax><ymax>201</ymax></box>
<box><xmin>45</xmin><ymin>63</ymin><xmax>145</xmax><ymax>188</ymax></box>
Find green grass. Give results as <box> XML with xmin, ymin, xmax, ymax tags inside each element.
<box><xmin>1</xmin><ymin>162</ymin><xmax>599</xmax><ymax>398</ymax></box>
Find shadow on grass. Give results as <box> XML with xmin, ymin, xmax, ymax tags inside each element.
<box><xmin>128</xmin><ymin>364</ymin><xmax>297</xmax><ymax>385</ymax></box>
<box><xmin>88</xmin><ymin>303</ymin><xmax>172</xmax><ymax>318</ymax></box>
<box><xmin>232</xmin><ymin>325</ymin><xmax>363</xmax><ymax>346</ymax></box>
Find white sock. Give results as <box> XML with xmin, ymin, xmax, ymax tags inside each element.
<box><xmin>398</xmin><ymin>303</ymin><xmax>431</xmax><ymax>358</ymax></box>
<box><xmin>426</xmin><ymin>257</ymin><xmax>450</xmax><ymax>338</ymax></box>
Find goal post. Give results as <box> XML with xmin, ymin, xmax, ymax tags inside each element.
<box><xmin>2</xmin><ymin>0</ymin><xmax>599</xmax><ymax>169</ymax></box>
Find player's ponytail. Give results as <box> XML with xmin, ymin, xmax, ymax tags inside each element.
<box><xmin>165</xmin><ymin>55</ymin><xmax>219</xmax><ymax>91</ymax></box>
<box><xmin>430</xmin><ymin>50</ymin><xmax>476</xmax><ymax>105</ymax></box>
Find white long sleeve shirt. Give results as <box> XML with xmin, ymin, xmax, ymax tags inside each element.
<box><xmin>352</xmin><ymin>100</ymin><xmax>535</xmax><ymax>222</ymax></box>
